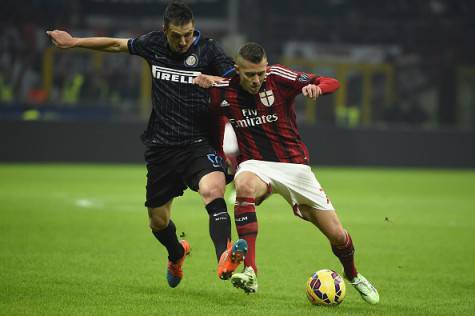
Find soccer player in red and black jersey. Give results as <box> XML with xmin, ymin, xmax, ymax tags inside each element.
<box><xmin>47</xmin><ymin>1</ymin><xmax>247</xmax><ymax>289</ymax></box>
<box><xmin>207</xmin><ymin>42</ymin><xmax>379</xmax><ymax>304</ymax></box>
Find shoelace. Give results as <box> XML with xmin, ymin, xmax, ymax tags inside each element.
<box><xmin>351</xmin><ymin>278</ymin><xmax>373</xmax><ymax>294</ymax></box>
<box><xmin>350</xmin><ymin>278</ymin><xmax>362</xmax><ymax>285</ymax></box>
<box><xmin>244</xmin><ymin>270</ymin><xmax>255</xmax><ymax>282</ymax></box>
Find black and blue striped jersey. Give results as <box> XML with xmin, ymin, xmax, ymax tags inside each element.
<box><xmin>128</xmin><ymin>30</ymin><xmax>234</xmax><ymax>146</ymax></box>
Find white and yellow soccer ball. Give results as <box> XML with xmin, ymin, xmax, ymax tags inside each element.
<box><xmin>306</xmin><ymin>269</ymin><xmax>346</xmax><ymax>306</ymax></box>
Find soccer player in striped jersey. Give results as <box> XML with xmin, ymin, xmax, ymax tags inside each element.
<box><xmin>207</xmin><ymin>42</ymin><xmax>379</xmax><ymax>304</ymax></box>
<box><xmin>47</xmin><ymin>1</ymin><xmax>247</xmax><ymax>289</ymax></box>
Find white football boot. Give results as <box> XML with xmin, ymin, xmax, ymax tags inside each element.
<box><xmin>347</xmin><ymin>273</ymin><xmax>379</xmax><ymax>304</ymax></box>
<box><xmin>230</xmin><ymin>266</ymin><xmax>258</xmax><ymax>294</ymax></box>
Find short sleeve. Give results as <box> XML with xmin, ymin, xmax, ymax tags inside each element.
<box><xmin>128</xmin><ymin>32</ymin><xmax>156</xmax><ymax>59</ymax></box>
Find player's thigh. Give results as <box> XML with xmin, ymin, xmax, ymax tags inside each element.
<box><xmin>184</xmin><ymin>142</ymin><xmax>228</xmax><ymax>193</ymax></box>
<box><xmin>235</xmin><ymin>160</ymin><xmax>332</xmax><ymax>211</ymax></box>
<box><xmin>234</xmin><ymin>171</ymin><xmax>269</xmax><ymax>199</ymax></box>
<box><xmin>299</xmin><ymin>205</ymin><xmax>345</xmax><ymax>243</ymax></box>
<box><xmin>277</xmin><ymin>164</ymin><xmax>335</xmax><ymax>214</ymax></box>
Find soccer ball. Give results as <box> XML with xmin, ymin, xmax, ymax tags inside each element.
<box><xmin>306</xmin><ymin>269</ymin><xmax>346</xmax><ymax>306</ymax></box>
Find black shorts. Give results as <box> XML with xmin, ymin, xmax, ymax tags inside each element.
<box><xmin>144</xmin><ymin>140</ymin><xmax>230</xmax><ymax>208</ymax></box>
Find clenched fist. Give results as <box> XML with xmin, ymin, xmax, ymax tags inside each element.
<box><xmin>46</xmin><ymin>30</ymin><xmax>78</xmax><ymax>49</ymax></box>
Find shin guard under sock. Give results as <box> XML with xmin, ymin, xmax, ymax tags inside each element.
<box><xmin>152</xmin><ymin>220</ymin><xmax>184</xmax><ymax>263</ymax></box>
<box><xmin>235</xmin><ymin>197</ymin><xmax>258</xmax><ymax>273</ymax></box>
<box><xmin>206</xmin><ymin>198</ymin><xmax>231</xmax><ymax>262</ymax></box>
<box><xmin>331</xmin><ymin>231</ymin><xmax>357</xmax><ymax>279</ymax></box>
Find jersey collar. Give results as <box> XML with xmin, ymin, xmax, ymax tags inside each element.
<box><xmin>192</xmin><ymin>30</ymin><xmax>201</xmax><ymax>46</ymax></box>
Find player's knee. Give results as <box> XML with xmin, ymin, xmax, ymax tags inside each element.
<box><xmin>329</xmin><ymin>228</ymin><xmax>347</xmax><ymax>246</ymax></box>
<box><xmin>148</xmin><ymin>208</ymin><xmax>169</xmax><ymax>231</ymax></box>
<box><xmin>199</xmin><ymin>173</ymin><xmax>225</xmax><ymax>202</ymax></box>
<box><xmin>150</xmin><ymin>216</ymin><xmax>169</xmax><ymax>231</ymax></box>
<box><xmin>235</xmin><ymin>177</ymin><xmax>259</xmax><ymax>197</ymax></box>
<box><xmin>200</xmin><ymin>184</ymin><xmax>225</xmax><ymax>202</ymax></box>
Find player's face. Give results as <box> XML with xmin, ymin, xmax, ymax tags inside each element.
<box><xmin>236</xmin><ymin>57</ymin><xmax>268</xmax><ymax>94</ymax></box>
<box><xmin>164</xmin><ymin>21</ymin><xmax>195</xmax><ymax>54</ymax></box>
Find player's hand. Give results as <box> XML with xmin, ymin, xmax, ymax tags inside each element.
<box><xmin>193</xmin><ymin>74</ymin><xmax>225</xmax><ymax>88</ymax></box>
<box><xmin>46</xmin><ymin>30</ymin><xmax>78</xmax><ymax>49</ymax></box>
<box><xmin>302</xmin><ymin>84</ymin><xmax>322</xmax><ymax>100</ymax></box>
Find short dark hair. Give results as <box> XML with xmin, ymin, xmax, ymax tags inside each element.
<box><xmin>164</xmin><ymin>1</ymin><xmax>194</xmax><ymax>27</ymax></box>
<box><xmin>238</xmin><ymin>42</ymin><xmax>267</xmax><ymax>64</ymax></box>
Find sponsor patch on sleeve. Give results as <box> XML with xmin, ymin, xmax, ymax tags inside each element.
<box><xmin>298</xmin><ymin>73</ymin><xmax>310</xmax><ymax>82</ymax></box>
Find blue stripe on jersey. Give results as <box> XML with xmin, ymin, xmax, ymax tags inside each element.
<box><xmin>193</xmin><ymin>30</ymin><xmax>201</xmax><ymax>46</ymax></box>
<box><xmin>222</xmin><ymin>67</ymin><xmax>236</xmax><ymax>77</ymax></box>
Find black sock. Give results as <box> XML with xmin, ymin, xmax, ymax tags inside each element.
<box><xmin>206</xmin><ymin>198</ymin><xmax>231</xmax><ymax>262</ymax></box>
<box><xmin>152</xmin><ymin>220</ymin><xmax>184</xmax><ymax>263</ymax></box>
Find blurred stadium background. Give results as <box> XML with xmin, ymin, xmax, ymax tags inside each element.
<box><xmin>1</xmin><ymin>0</ymin><xmax>474</xmax><ymax>166</ymax></box>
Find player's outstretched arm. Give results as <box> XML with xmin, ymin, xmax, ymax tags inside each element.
<box><xmin>193</xmin><ymin>74</ymin><xmax>226</xmax><ymax>88</ymax></box>
<box><xmin>46</xmin><ymin>30</ymin><xmax>129</xmax><ymax>53</ymax></box>
<box><xmin>302</xmin><ymin>76</ymin><xmax>340</xmax><ymax>100</ymax></box>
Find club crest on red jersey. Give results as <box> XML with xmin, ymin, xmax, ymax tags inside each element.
<box><xmin>259</xmin><ymin>90</ymin><xmax>274</xmax><ymax>107</ymax></box>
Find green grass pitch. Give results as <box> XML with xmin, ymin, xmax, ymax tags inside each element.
<box><xmin>1</xmin><ymin>164</ymin><xmax>474</xmax><ymax>315</ymax></box>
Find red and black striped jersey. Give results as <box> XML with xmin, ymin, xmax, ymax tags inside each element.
<box><xmin>210</xmin><ymin>64</ymin><xmax>339</xmax><ymax>164</ymax></box>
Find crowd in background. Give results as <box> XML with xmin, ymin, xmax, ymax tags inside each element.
<box><xmin>1</xmin><ymin>0</ymin><xmax>146</xmax><ymax>120</ymax></box>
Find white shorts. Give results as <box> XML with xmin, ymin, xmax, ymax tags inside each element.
<box><xmin>235</xmin><ymin>160</ymin><xmax>335</xmax><ymax>217</ymax></box>
<box><xmin>223</xmin><ymin>122</ymin><xmax>239</xmax><ymax>155</ymax></box>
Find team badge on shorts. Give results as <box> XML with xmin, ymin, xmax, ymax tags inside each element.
<box><xmin>185</xmin><ymin>54</ymin><xmax>198</xmax><ymax>67</ymax></box>
<box><xmin>207</xmin><ymin>154</ymin><xmax>223</xmax><ymax>168</ymax></box>
<box><xmin>259</xmin><ymin>90</ymin><xmax>274</xmax><ymax>107</ymax></box>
